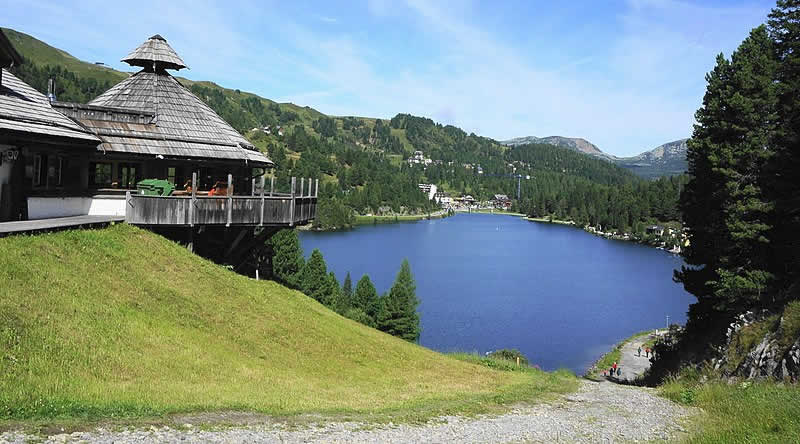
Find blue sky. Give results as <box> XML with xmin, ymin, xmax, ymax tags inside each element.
<box><xmin>6</xmin><ymin>0</ymin><xmax>773</xmax><ymax>156</ymax></box>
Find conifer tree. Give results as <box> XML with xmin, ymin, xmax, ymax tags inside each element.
<box><xmin>353</xmin><ymin>274</ymin><xmax>380</xmax><ymax>325</ymax></box>
<box><xmin>767</xmin><ymin>0</ymin><xmax>800</xmax><ymax>298</ymax></box>
<box><xmin>326</xmin><ymin>271</ymin><xmax>343</xmax><ymax>311</ymax></box>
<box><xmin>377</xmin><ymin>259</ymin><xmax>421</xmax><ymax>342</ymax></box>
<box><xmin>268</xmin><ymin>229</ymin><xmax>305</xmax><ymax>288</ymax></box>
<box><xmin>341</xmin><ymin>272</ymin><xmax>353</xmax><ymax>309</ymax></box>
<box><xmin>677</xmin><ymin>26</ymin><xmax>778</xmax><ymax>313</ymax></box>
<box><xmin>300</xmin><ymin>249</ymin><xmax>331</xmax><ymax>303</ymax></box>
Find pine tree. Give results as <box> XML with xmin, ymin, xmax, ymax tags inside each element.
<box><xmin>377</xmin><ymin>259</ymin><xmax>421</xmax><ymax>342</ymax></box>
<box><xmin>676</xmin><ymin>26</ymin><xmax>778</xmax><ymax>313</ymax></box>
<box><xmin>353</xmin><ymin>274</ymin><xmax>380</xmax><ymax>325</ymax></box>
<box><xmin>300</xmin><ymin>249</ymin><xmax>330</xmax><ymax>304</ymax></box>
<box><xmin>341</xmin><ymin>272</ymin><xmax>353</xmax><ymax>310</ymax></box>
<box><xmin>268</xmin><ymin>229</ymin><xmax>305</xmax><ymax>288</ymax></box>
<box><xmin>326</xmin><ymin>271</ymin><xmax>343</xmax><ymax>311</ymax></box>
<box><xmin>767</xmin><ymin>1</ymin><xmax>800</xmax><ymax>298</ymax></box>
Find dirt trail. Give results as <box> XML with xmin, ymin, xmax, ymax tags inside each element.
<box><xmin>618</xmin><ymin>337</ymin><xmax>653</xmax><ymax>382</ymax></box>
<box><xmin>2</xmin><ymin>380</ymin><xmax>696</xmax><ymax>443</ymax></box>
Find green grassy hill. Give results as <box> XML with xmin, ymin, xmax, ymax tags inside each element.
<box><xmin>0</xmin><ymin>225</ymin><xmax>575</xmax><ymax>421</ymax></box>
<box><xmin>2</xmin><ymin>28</ymin><xmax>128</xmax><ymax>85</ymax></box>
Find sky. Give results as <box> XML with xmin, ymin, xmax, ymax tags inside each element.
<box><xmin>5</xmin><ymin>0</ymin><xmax>774</xmax><ymax>156</ymax></box>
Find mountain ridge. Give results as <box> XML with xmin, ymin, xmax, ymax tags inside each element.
<box><xmin>502</xmin><ymin>135</ymin><xmax>689</xmax><ymax>179</ymax></box>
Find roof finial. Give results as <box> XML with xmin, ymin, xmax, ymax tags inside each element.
<box><xmin>121</xmin><ymin>34</ymin><xmax>188</xmax><ymax>70</ymax></box>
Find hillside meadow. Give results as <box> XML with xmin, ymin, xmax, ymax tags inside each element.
<box><xmin>0</xmin><ymin>224</ymin><xmax>576</xmax><ymax>423</ymax></box>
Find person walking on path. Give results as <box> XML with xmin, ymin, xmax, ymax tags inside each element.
<box><xmin>638</xmin><ymin>346</ymin><xmax>642</xmax><ymax>357</ymax></box>
<box><xmin>613</xmin><ymin>362</ymin><xmax>618</xmax><ymax>372</ymax></box>
<box><xmin>617</xmin><ymin>367</ymin><xmax>622</xmax><ymax>377</ymax></box>
<box><xmin>645</xmin><ymin>347</ymin><xmax>651</xmax><ymax>358</ymax></box>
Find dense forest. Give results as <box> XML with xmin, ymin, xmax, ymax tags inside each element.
<box><xmin>650</xmin><ymin>1</ymin><xmax>800</xmax><ymax>381</ymax></box>
<box><xmin>11</xmin><ymin>44</ymin><xmax>686</xmax><ymax>233</ymax></box>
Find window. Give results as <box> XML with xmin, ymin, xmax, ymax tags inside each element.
<box><xmin>33</xmin><ymin>154</ymin><xmax>43</xmax><ymax>187</ymax></box>
<box><xmin>118</xmin><ymin>164</ymin><xmax>139</xmax><ymax>189</ymax></box>
<box><xmin>167</xmin><ymin>167</ymin><xmax>176</xmax><ymax>185</ymax></box>
<box><xmin>47</xmin><ymin>156</ymin><xmax>63</xmax><ymax>187</ymax></box>
<box><xmin>89</xmin><ymin>162</ymin><xmax>112</xmax><ymax>188</ymax></box>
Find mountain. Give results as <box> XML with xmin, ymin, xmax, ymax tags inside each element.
<box><xmin>502</xmin><ymin>135</ymin><xmax>610</xmax><ymax>158</ymax></box>
<box><xmin>502</xmin><ymin>134</ymin><xmax>689</xmax><ymax>179</ymax></box>
<box><xmin>614</xmin><ymin>139</ymin><xmax>689</xmax><ymax>180</ymax></box>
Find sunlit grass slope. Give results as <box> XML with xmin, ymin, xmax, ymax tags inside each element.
<box><xmin>0</xmin><ymin>224</ymin><xmax>575</xmax><ymax>420</ymax></box>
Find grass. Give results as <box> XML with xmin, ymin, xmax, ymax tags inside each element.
<box><xmin>3</xmin><ymin>28</ymin><xmax>127</xmax><ymax>85</ymax></box>
<box><xmin>353</xmin><ymin>212</ymin><xmax>449</xmax><ymax>225</ymax></box>
<box><xmin>472</xmin><ymin>209</ymin><xmax>526</xmax><ymax>217</ymax></box>
<box><xmin>661</xmin><ymin>375</ymin><xmax>800</xmax><ymax>443</ymax></box>
<box><xmin>524</xmin><ymin>216</ymin><xmax>575</xmax><ymax>226</ymax></box>
<box><xmin>0</xmin><ymin>224</ymin><xmax>576</xmax><ymax>425</ymax></box>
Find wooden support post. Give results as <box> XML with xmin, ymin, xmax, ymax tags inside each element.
<box><xmin>260</xmin><ymin>175</ymin><xmax>265</xmax><ymax>226</ymax></box>
<box><xmin>299</xmin><ymin>178</ymin><xmax>304</xmax><ymax>198</ymax></box>
<box><xmin>315</xmin><ymin>179</ymin><xmax>319</xmax><ymax>197</ymax></box>
<box><xmin>190</xmin><ymin>172</ymin><xmax>197</xmax><ymax>227</ymax></box>
<box><xmin>125</xmin><ymin>191</ymin><xmax>131</xmax><ymax>222</ymax></box>
<box><xmin>251</xmin><ymin>178</ymin><xmax>256</xmax><ymax>196</ymax></box>
<box><xmin>289</xmin><ymin>177</ymin><xmax>296</xmax><ymax>227</ymax></box>
<box><xmin>226</xmin><ymin>173</ymin><xmax>233</xmax><ymax>227</ymax></box>
<box><xmin>269</xmin><ymin>175</ymin><xmax>274</xmax><ymax>197</ymax></box>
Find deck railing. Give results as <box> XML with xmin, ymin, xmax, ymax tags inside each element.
<box><xmin>125</xmin><ymin>175</ymin><xmax>317</xmax><ymax>227</ymax></box>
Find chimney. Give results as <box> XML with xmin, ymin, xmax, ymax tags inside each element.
<box><xmin>47</xmin><ymin>78</ymin><xmax>56</xmax><ymax>102</ymax></box>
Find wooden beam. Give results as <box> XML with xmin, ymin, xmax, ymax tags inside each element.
<box><xmin>226</xmin><ymin>173</ymin><xmax>233</xmax><ymax>227</ymax></box>
<box><xmin>190</xmin><ymin>172</ymin><xmax>197</xmax><ymax>227</ymax></box>
<box><xmin>225</xmin><ymin>228</ymin><xmax>248</xmax><ymax>259</ymax></box>
<box><xmin>289</xmin><ymin>177</ymin><xmax>296</xmax><ymax>227</ymax></box>
<box><xmin>260</xmin><ymin>175</ymin><xmax>265</xmax><ymax>226</ymax></box>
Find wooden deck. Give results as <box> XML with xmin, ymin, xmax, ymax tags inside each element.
<box><xmin>0</xmin><ymin>215</ymin><xmax>125</xmax><ymax>237</ymax></box>
<box><xmin>125</xmin><ymin>176</ymin><xmax>317</xmax><ymax>227</ymax></box>
<box><xmin>125</xmin><ymin>194</ymin><xmax>316</xmax><ymax>227</ymax></box>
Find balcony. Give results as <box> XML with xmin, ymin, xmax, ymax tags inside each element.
<box><xmin>125</xmin><ymin>175</ymin><xmax>317</xmax><ymax>227</ymax></box>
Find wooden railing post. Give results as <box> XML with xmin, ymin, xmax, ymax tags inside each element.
<box><xmin>260</xmin><ymin>175</ymin><xmax>265</xmax><ymax>226</ymax></box>
<box><xmin>125</xmin><ymin>191</ymin><xmax>131</xmax><ymax>222</ymax></box>
<box><xmin>251</xmin><ymin>178</ymin><xmax>256</xmax><ymax>196</ymax></box>
<box><xmin>269</xmin><ymin>175</ymin><xmax>274</xmax><ymax>197</ymax></box>
<box><xmin>289</xmin><ymin>176</ymin><xmax>296</xmax><ymax>227</ymax></box>
<box><xmin>315</xmin><ymin>179</ymin><xmax>319</xmax><ymax>197</ymax></box>
<box><xmin>190</xmin><ymin>172</ymin><xmax>197</xmax><ymax>227</ymax></box>
<box><xmin>226</xmin><ymin>173</ymin><xmax>233</xmax><ymax>227</ymax></box>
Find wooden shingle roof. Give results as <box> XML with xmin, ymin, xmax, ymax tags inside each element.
<box><xmin>0</xmin><ymin>68</ymin><xmax>100</xmax><ymax>144</ymax></box>
<box><xmin>122</xmin><ymin>34</ymin><xmax>187</xmax><ymax>71</ymax></box>
<box><xmin>61</xmin><ymin>68</ymin><xmax>272</xmax><ymax>165</ymax></box>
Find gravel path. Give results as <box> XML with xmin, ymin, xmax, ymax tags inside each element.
<box><xmin>1</xmin><ymin>380</ymin><xmax>696</xmax><ymax>443</ymax></box>
<box><xmin>618</xmin><ymin>337</ymin><xmax>653</xmax><ymax>382</ymax></box>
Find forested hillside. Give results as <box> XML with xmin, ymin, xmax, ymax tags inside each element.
<box><xmin>6</xmin><ymin>27</ymin><xmax>685</xmax><ymax>232</ymax></box>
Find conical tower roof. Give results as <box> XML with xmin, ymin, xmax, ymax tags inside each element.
<box><xmin>121</xmin><ymin>34</ymin><xmax>187</xmax><ymax>70</ymax></box>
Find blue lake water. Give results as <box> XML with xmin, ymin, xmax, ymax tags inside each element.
<box><xmin>299</xmin><ymin>213</ymin><xmax>694</xmax><ymax>374</ymax></box>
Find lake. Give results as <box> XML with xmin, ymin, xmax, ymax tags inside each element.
<box><xmin>299</xmin><ymin>213</ymin><xmax>694</xmax><ymax>373</ymax></box>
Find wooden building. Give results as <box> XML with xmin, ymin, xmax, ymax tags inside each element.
<box><xmin>0</xmin><ymin>31</ymin><xmax>316</xmax><ymax>273</ymax></box>
<box><xmin>0</xmin><ymin>30</ymin><xmax>102</xmax><ymax>222</ymax></box>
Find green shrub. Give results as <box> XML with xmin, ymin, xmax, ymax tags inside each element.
<box><xmin>488</xmin><ymin>349</ymin><xmax>530</xmax><ymax>366</ymax></box>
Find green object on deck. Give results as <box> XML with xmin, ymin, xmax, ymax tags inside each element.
<box><xmin>136</xmin><ymin>179</ymin><xmax>175</xmax><ymax>196</ymax></box>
